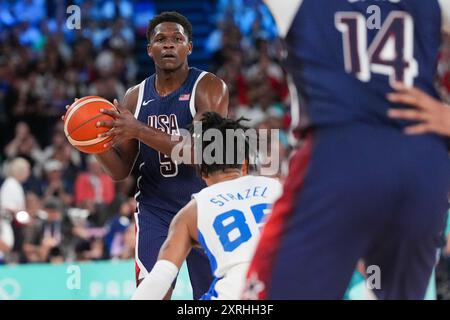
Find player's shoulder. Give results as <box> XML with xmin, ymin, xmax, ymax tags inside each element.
<box><xmin>125</xmin><ymin>83</ymin><xmax>140</xmax><ymax>96</ymax></box>
<box><xmin>122</xmin><ymin>84</ymin><xmax>140</xmax><ymax>112</ymax></box>
<box><xmin>177</xmin><ymin>198</ymin><xmax>198</xmax><ymax>219</ymax></box>
<box><xmin>244</xmin><ymin>175</ymin><xmax>283</xmax><ymax>200</ymax></box>
<box><xmin>247</xmin><ymin>175</ymin><xmax>282</xmax><ymax>189</ymax></box>
<box><xmin>193</xmin><ymin>176</ymin><xmax>238</xmax><ymax>197</ymax></box>
<box><xmin>222</xmin><ymin>175</ymin><xmax>281</xmax><ymax>190</ymax></box>
<box><xmin>196</xmin><ymin>71</ymin><xmax>227</xmax><ymax>91</ymax></box>
<box><xmin>194</xmin><ymin>69</ymin><xmax>228</xmax><ymax>117</ymax></box>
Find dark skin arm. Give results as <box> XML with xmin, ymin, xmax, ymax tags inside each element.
<box><xmin>94</xmin><ymin>86</ymin><xmax>140</xmax><ymax>181</ymax></box>
<box><xmin>156</xmin><ymin>199</ymin><xmax>199</xmax><ymax>269</ymax></box>
<box><xmin>97</xmin><ymin>73</ymin><xmax>228</xmax><ymax>157</ymax></box>
<box><xmin>193</xmin><ymin>73</ymin><xmax>229</xmax><ymax>120</ymax></box>
<box><xmin>133</xmin><ymin>200</ymin><xmax>198</xmax><ymax>299</ymax></box>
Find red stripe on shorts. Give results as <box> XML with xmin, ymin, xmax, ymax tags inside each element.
<box><xmin>134</xmin><ymin>222</ymin><xmax>140</xmax><ymax>286</ymax></box>
<box><xmin>244</xmin><ymin>134</ymin><xmax>313</xmax><ymax>299</ymax></box>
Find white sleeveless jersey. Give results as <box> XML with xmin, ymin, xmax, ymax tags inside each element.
<box><xmin>193</xmin><ymin>175</ymin><xmax>282</xmax><ymax>298</ymax></box>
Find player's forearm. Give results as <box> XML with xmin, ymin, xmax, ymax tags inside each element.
<box><xmin>95</xmin><ymin>149</ymin><xmax>129</xmax><ymax>180</ymax></box>
<box><xmin>131</xmin><ymin>260</ymin><xmax>179</xmax><ymax>300</ymax></box>
<box><xmin>95</xmin><ymin>144</ymin><xmax>137</xmax><ymax>181</ymax></box>
<box><xmin>136</xmin><ymin>125</ymin><xmax>191</xmax><ymax>159</ymax></box>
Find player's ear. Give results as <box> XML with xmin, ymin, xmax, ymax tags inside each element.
<box><xmin>147</xmin><ymin>44</ymin><xmax>153</xmax><ymax>58</ymax></box>
<box><xmin>187</xmin><ymin>41</ymin><xmax>193</xmax><ymax>55</ymax></box>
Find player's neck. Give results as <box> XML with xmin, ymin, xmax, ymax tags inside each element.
<box><xmin>204</xmin><ymin>171</ymin><xmax>243</xmax><ymax>186</ymax></box>
<box><xmin>154</xmin><ymin>63</ymin><xmax>189</xmax><ymax>97</ymax></box>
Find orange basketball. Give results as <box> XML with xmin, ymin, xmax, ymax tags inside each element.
<box><xmin>63</xmin><ymin>96</ymin><xmax>117</xmax><ymax>154</ymax></box>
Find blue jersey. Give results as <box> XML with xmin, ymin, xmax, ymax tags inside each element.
<box><xmin>265</xmin><ymin>0</ymin><xmax>450</xmax><ymax>132</ymax></box>
<box><xmin>133</xmin><ymin>67</ymin><xmax>208</xmax><ymax>215</ymax></box>
<box><xmin>244</xmin><ymin>1</ymin><xmax>450</xmax><ymax>300</ymax></box>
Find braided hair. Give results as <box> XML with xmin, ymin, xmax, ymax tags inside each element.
<box><xmin>188</xmin><ymin>112</ymin><xmax>254</xmax><ymax>177</ymax></box>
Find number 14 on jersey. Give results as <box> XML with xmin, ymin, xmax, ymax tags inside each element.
<box><xmin>335</xmin><ymin>11</ymin><xmax>418</xmax><ymax>87</ymax></box>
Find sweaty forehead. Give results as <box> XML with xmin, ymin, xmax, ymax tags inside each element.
<box><xmin>153</xmin><ymin>22</ymin><xmax>186</xmax><ymax>37</ymax></box>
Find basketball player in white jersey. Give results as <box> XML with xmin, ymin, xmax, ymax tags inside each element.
<box><xmin>132</xmin><ymin>112</ymin><xmax>282</xmax><ymax>300</ymax></box>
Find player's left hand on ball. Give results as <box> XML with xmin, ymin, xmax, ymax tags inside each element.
<box><xmin>387</xmin><ymin>83</ymin><xmax>450</xmax><ymax>137</ymax></box>
<box><xmin>97</xmin><ymin>99</ymin><xmax>143</xmax><ymax>147</ymax></box>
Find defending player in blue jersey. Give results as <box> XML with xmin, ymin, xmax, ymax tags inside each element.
<box><xmin>92</xmin><ymin>12</ymin><xmax>229</xmax><ymax>299</ymax></box>
<box><xmin>131</xmin><ymin>112</ymin><xmax>282</xmax><ymax>300</ymax></box>
<box><xmin>245</xmin><ymin>0</ymin><xmax>450</xmax><ymax>299</ymax></box>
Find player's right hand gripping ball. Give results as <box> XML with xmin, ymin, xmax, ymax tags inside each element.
<box><xmin>63</xmin><ymin>96</ymin><xmax>117</xmax><ymax>154</ymax></box>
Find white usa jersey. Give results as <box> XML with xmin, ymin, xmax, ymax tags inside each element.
<box><xmin>193</xmin><ymin>175</ymin><xmax>282</xmax><ymax>299</ymax></box>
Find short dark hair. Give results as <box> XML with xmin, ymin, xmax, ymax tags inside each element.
<box><xmin>188</xmin><ymin>112</ymin><xmax>252</xmax><ymax>177</ymax></box>
<box><xmin>147</xmin><ymin>11</ymin><xmax>193</xmax><ymax>43</ymax></box>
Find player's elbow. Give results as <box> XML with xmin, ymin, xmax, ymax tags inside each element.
<box><xmin>110</xmin><ymin>173</ymin><xmax>129</xmax><ymax>182</ymax></box>
<box><xmin>108</xmin><ymin>169</ymin><xmax>131</xmax><ymax>182</ymax></box>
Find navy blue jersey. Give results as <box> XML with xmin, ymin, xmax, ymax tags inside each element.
<box><xmin>133</xmin><ymin>67</ymin><xmax>208</xmax><ymax>215</ymax></box>
<box><xmin>265</xmin><ymin>0</ymin><xmax>450</xmax><ymax>131</ymax></box>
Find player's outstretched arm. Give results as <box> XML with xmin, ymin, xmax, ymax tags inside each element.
<box><xmin>158</xmin><ymin>199</ymin><xmax>198</xmax><ymax>267</ymax></box>
<box><xmin>387</xmin><ymin>83</ymin><xmax>450</xmax><ymax>137</ymax></box>
<box><xmin>131</xmin><ymin>200</ymin><xmax>198</xmax><ymax>300</ymax></box>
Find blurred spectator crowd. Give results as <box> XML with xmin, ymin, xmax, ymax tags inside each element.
<box><xmin>438</xmin><ymin>34</ymin><xmax>450</xmax><ymax>103</ymax></box>
<box><xmin>0</xmin><ymin>0</ymin><xmax>153</xmax><ymax>266</ymax></box>
<box><xmin>0</xmin><ymin>0</ymin><xmax>449</xmax><ymax>301</ymax></box>
<box><xmin>207</xmin><ymin>0</ymin><xmax>292</xmax><ymax>177</ymax></box>
<box><xmin>0</xmin><ymin>0</ymin><xmax>291</xmax><ymax>267</ymax></box>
